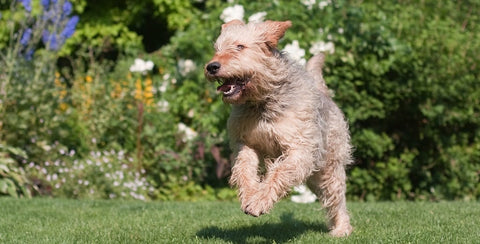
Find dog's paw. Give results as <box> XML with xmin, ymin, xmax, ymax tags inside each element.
<box><xmin>241</xmin><ymin>186</ymin><xmax>276</xmax><ymax>217</ymax></box>
<box><xmin>243</xmin><ymin>200</ymin><xmax>273</xmax><ymax>217</ymax></box>
<box><xmin>329</xmin><ymin>224</ymin><xmax>353</xmax><ymax>237</ymax></box>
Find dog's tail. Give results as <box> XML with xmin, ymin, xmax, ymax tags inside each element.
<box><xmin>306</xmin><ymin>53</ymin><xmax>329</xmax><ymax>92</ymax></box>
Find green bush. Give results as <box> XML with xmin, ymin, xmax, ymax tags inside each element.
<box><xmin>1</xmin><ymin>0</ymin><xmax>479</xmax><ymax>201</ymax></box>
<box><xmin>151</xmin><ymin>0</ymin><xmax>480</xmax><ymax>200</ymax></box>
<box><xmin>0</xmin><ymin>144</ymin><xmax>31</xmax><ymax>197</ymax></box>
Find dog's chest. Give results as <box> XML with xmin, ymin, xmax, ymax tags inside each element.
<box><xmin>228</xmin><ymin>113</ymin><xmax>282</xmax><ymax>157</ymax></box>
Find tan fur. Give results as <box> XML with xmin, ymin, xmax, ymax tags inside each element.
<box><xmin>205</xmin><ymin>20</ymin><xmax>354</xmax><ymax>237</ymax></box>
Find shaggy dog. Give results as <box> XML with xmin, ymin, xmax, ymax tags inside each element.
<box><xmin>205</xmin><ymin>20</ymin><xmax>353</xmax><ymax>237</ymax></box>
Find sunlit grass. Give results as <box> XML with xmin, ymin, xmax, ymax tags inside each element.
<box><xmin>0</xmin><ymin>198</ymin><xmax>478</xmax><ymax>243</ymax></box>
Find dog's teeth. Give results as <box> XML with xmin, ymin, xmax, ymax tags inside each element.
<box><xmin>224</xmin><ymin>86</ymin><xmax>234</xmax><ymax>95</ymax></box>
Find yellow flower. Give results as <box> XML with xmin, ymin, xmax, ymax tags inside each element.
<box><xmin>85</xmin><ymin>76</ymin><xmax>93</xmax><ymax>83</ymax></box>
<box><xmin>145</xmin><ymin>76</ymin><xmax>153</xmax><ymax>86</ymax></box>
<box><xmin>144</xmin><ymin>77</ymin><xmax>154</xmax><ymax>106</ymax></box>
<box><xmin>59</xmin><ymin>90</ymin><xmax>67</xmax><ymax>99</ymax></box>
<box><xmin>135</xmin><ymin>79</ymin><xmax>143</xmax><ymax>100</ymax></box>
<box><xmin>54</xmin><ymin>73</ymin><xmax>63</xmax><ymax>88</ymax></box>
<box><xmin>59</xmin><ymin>103</ymin><xmax>68</xmax><ymax>111</ymax></box>
<box><xmin>111</xmin><ymin>83</ymin><xmax>123</xmax><ymax>98</ymax></box>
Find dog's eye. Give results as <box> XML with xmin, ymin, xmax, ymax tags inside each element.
<box><xmin>236</xmin><ymin>44</ymin><xmax>245</xmax><ymax>51</ymax></box>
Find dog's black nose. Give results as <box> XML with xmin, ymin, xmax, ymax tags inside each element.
<box><xmin>206</xmin><ymin>62</ymin><xmax>221</xmax><ymax>75</ymax></box>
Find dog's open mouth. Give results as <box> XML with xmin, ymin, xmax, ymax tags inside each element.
<box><xmin>216</xmin><ymin>77</ymin><xmax>248</xmax><ymax>97</ymax></box>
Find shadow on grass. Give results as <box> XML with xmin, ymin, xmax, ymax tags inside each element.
<box><xmin>196</xmin><ymin>213</ymin><xmax>328</xmax><ymax>243</ymax></box>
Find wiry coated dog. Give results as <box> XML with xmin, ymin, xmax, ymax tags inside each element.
<box><xmin>205</xmin><ymin>20</ymin><xmax>353</xmax><ymax>237</ymax></box>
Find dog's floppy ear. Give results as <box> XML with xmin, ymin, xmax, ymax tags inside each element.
<box><xmin>263</xmin><ymin>20</ymin><xmax>292</xmax><ymax>49</ymax></box>
<box><xmin>222</xmin><ymin>19</ymin><xmax>245</xmax><ymax>31</ymax></box>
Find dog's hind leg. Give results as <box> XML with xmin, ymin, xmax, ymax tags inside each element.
<box><xmin>307</xmin><ymin>164</ymin><xmax>352</xmax><ymax>237</ymax></box>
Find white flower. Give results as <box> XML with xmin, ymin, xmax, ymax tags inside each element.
<box><xmin>159</xmin><ymin>81</ymin><xmax>168</xmax><ymax>93</ymax></box>
<box><xmin>157</xmin><ymin>100</ymin><xmax>169</xmax><ymax>112</ymax></box>
<box><xmin>319</xmin><ymin>0</ymin><xmax>330</xmax><ymax>9</ymax></box>
<box><xmin>248</xmin><ymin>11</ymin><xmax>267</xmax><ymax>23</ymax></box>
<box><xmin>291</xmin><ymin>185</ymin><xmax>317</xmax><ymax>203</ymax></box>
<box><xmin>178</xmin><ymin>122</ymin><xmax>198</xmax><ymax>142</ymax></box>
<box><xmin>129</xmin><ymin>58</ymin><xmax>154</xmax><ymax>74</ymax></box>
<box><xmin>162</xmin><ymin>73</ymin><xmax>176</xmax><ymax>85</ymax></box>
<box><xmin>178</xmin><ymin>59</ymin><xmax>196</xmax><ymax>76</ymax></box>
<box><xmin>220</xmin><ymin>4</ymin><xmax>244</xmax><ymax>23</ymax></box>
<box><xmin>283</xmin><ymin>40</ymin><xmax>306</xmax><ymax>65</ymax></box>
<box><xmin>309</xmin><ymin>41</ymin><xmax>335</xmax><ymax>55</ymax></box>
<box><xmin>187</xmin><ymin>109</ymin><xmax>195</xmax><ymax>118</ymax></box>
<box><xmin>338</xmin><ymin>28</ymin><xmax>344</xmax><ymax>34</ymax></box>
<box><xmin>302</xmin><ymin>0</ymin><xmax>316</xmax><ymax>10</ymax></box>
<box><xmin>117</xmin><ymin>171</ymin><xmax>124</xmax><ymax>180</ymax></box>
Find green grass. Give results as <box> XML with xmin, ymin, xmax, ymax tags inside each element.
<box><xmin>0</xmin><ymin>198</ymin><xmax>479</xmax><ymax>243</ymax></box>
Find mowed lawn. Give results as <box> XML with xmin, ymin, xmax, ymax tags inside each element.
<box><xmin>0</xmin><ymin>198</ymin><xmax>479</xmax><ymax>243</ymax></box>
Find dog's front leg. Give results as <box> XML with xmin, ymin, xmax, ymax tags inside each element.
<box><xmin>228</xmin><ymin>144</ymin><xmax>262</xmax><ymax>213</ymax></box>
<box><xmin>243</xmin><ymin>148</ymin><xmax>316</xmax><ymax>217</ymax></box>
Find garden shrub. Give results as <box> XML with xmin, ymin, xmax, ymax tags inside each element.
<box><xmin>0</xmin><ymin>144</ymin><xmax>31</xmax><ymax>197</ymax></box>
<box><xmin>1</xmin><ymin>0</ymin><xmax>478</xmax><ymax>201</ymax></box>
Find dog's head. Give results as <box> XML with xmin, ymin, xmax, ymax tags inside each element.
<box><xmin>205</xmin><ymin>20</ymin><xmax>292</xmax><ymax>104</ymax></box>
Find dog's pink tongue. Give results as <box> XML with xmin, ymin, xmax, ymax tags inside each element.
<box><xmin>217</xmin><ymin>84</ymin><xmax>233</xmax><ymax>93</ymax></box>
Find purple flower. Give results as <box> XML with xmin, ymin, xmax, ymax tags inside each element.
<box><xmin>20</xmin><ymin>0</ymin><xmax>32</xmax><ymax>12</ymax></box>
<box><xmin>20</xmin><ymin>28</ymin><xmax>32</xmax><ymax>46</ymax></box>
<box><xmin>41</xmin><ymin>0</ymin><xmax>49</xmax><ymax>9</ymax></box>
<box><xmin>63</xmin><ymin>1</ymin><xmax>72</xmax><ymax>16</ymax></box>
<box><xmin>39</xmin><ymin>0</ymin><xmax>79</xmax><ymax>51</ymax></box>
<box><xmin>61</xmin><ymin>15</ymin><xmax>79</xmax><ymax>39</ymax></box>
<box><xmin>42</xmin><ymin>31</ymin><xmax>59</xmax><ymax>50</ymax></box>
<box><xmin>25</xmin><ymin>49</ymin><xmax>34</xmax><ymax>60</ymax></box>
